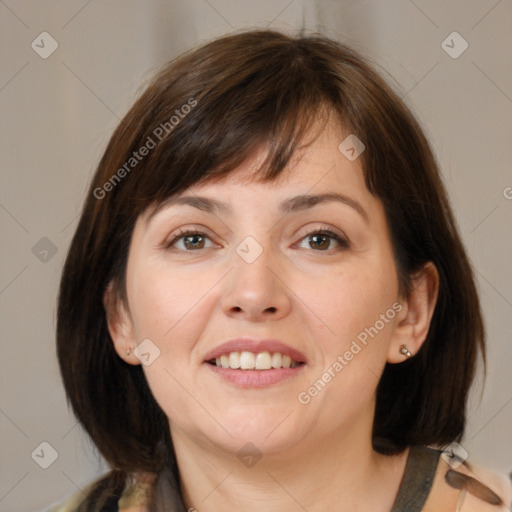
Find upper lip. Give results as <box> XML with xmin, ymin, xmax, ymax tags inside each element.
<box><xmin>203</xmin><ymin>338</ymin><xmax>307</xmax><ymax>364</ymax></box>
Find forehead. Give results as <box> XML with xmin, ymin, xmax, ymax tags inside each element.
<box><xmin>142</xmin><ymin>119</ymin><xmax>376</xmax><ymax>227</ymax></box>
<box><xmin>188</xmin><ymin>126</ymin><xmax>366</xmax><ymax>197</ymax></box>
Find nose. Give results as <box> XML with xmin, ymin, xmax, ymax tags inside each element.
<box><xmin>220</xmin><ymin>241</ymin><xmax>292</xmax><ymax>322</ymax></box>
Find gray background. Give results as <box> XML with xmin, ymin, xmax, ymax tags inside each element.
<box><xmin>0</xmin><ymin>1</ymin><xmax>511</xmax><ymax>510</ymax></box>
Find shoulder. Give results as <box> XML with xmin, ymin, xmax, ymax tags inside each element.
<box><xmin>45</xmin><ymin>471</ymin><xmax>156</xmax><ymax>512</ymax></box>
<box><xmin>422</xmin><ymin>448</ymin><xmax>512</xmax><ymax>512</ymax></box>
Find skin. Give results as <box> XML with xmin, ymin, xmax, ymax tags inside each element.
<box><xmin>105</xmin><ymin>117</ymin><xmax>439</xmax><ymax>511</ymax></box>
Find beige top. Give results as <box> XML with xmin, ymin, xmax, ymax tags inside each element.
<box><xmin>46</xmin><ymin>447</ymin><xmax>512</xmax><ymax>512</ymax></box>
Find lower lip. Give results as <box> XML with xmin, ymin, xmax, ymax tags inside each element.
<box><xmin>204</xmin><ymin>363</ymin><xmax>305</xmax><ymax>388</ymax></box>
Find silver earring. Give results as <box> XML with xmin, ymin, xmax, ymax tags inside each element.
<box><xmin>399</xmin><ymin>344</ymin><xmax>412</xmax><ymax>358</ymax></box>
<box><xmin>126</xmin><ymin>347</ymin><xmax>132</xmax><ymax>356</ymax></box>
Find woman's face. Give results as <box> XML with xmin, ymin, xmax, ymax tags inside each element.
<box><xmin>115</xmin><ymin>119</ymin><xmax>406</xmax><ymax>457</ymax></box>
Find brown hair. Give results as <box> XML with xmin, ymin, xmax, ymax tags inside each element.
<box><xmin>57</xmin><ymin>28</ymin><xmax>485</xmax><ymax>505</ymax></box>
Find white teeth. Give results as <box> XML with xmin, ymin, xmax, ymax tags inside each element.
<box><xmin>271</xmin><ymin>352</ymin><xmax>282</xmax><ymax>368</ymax></box>
<box><xmin>212</xmin><ymin>351</ymin><xmax>301</xmax><ymax>370</ymax></box>
<box><xmin>240</xmin><ymin>351</ymin><xmax>256</xmax><ymax>369</ymax></box>
<box><xmin>229</xmin><ymin>351</ymin><xmax>241</xmax><ymax>369</ymax></box>
<box><xmin>255</xmin><ymin>351</ymin><xmax>272</xmax><ymax>370</ymax></box>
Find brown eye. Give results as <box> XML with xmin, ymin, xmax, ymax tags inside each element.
<box><xmin>297</xmin><ymin>230</ymin><xmax>349</xmax><ymax>252</ymax></box>
<box><xmin>165</xmin><ymin>230</ymin><xmax>214</xmax><ymax>251</ymax></box>
<box><xmin>182</xmin><ymin>233</ymin><xmax>206</xmax><ymax>250</ymax></box>
<box><xmin>308</xmin><ymin>233</ymin><xmax>331</xmax><ymax>250</ymax></box>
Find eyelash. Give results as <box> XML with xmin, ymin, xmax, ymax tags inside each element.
<box><xmin>163</xmin><ymin>226</ymin><xmax>349</xmax><ymax>253</ymax></box>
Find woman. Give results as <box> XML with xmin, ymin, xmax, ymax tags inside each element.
<box><xmin>50</xmin><ymin>29</ymin><xmax>511</xmax><ymax>511</ymax></box>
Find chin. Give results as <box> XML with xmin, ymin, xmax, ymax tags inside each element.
<box><xmin>199</xmin><ymin>411</ymin><xmax>310</xmax><ymax>458</ymax></box>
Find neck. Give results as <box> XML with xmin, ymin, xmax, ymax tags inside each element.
<box><xmin>170</xmin><ymin>411</ymin><xmax>409</xmax><ymax>512</ymax></box>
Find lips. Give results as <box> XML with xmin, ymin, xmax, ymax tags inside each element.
<box><xmin>204</xmin><ymin>338</ymin><xmax>306</xmax><ymax>387</ymax></box>
<box><xmin>203</xmin><ymin>338</ymin><xmax>307</xmax><ymax>370</ymax></box>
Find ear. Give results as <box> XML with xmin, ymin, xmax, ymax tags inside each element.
<box><xmin>103</xmin><ymin>281</ymin><xmax>140</xmax><ymax>366</ymax></box>
<box><xmin>387</xmin><ymin>262</ymin><xmax>439</xmax><ymax>363</ymax></box>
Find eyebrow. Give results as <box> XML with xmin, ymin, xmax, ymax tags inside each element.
<box><xmin>280</xmin><ymin>193</ymin><xmax>369</xmax><ymax>223</ymax></box>
<box><xmin>146</xmin><ymin>192</ymin><xmax>369</xmax><ymax>225</ymax></box>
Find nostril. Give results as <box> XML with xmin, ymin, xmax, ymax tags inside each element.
<box><xmin>229</xmin><ymin>306</ymin><xmax>277</xmax><ymax>314</ymax></box>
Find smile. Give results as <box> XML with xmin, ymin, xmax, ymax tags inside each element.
<box><xmin>208</xmin><ymin>351</ymin><xmax>303</xmax><ymax>370</ymax></box>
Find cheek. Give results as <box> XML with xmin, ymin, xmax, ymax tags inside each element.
<box><xmin>128</xmin><ymin>260</ymin><xmax>214</xmax><ymax>343</ymax></box>
<box><xmin>305</xmin><ymin>254</ymin><xmax>399</xmax><ymax>354</ymax></box>
<box><xmin>327</xmin><ymin>261</ymin><xmax>399</xmax><ymax>381</ymax></box>
<box><xmin>299</xmin><ymin>269</ymin><xmax>399</xmax><ymax>429</ymax></box>
<box><xmin>127</xmin><ymin>263</ymin><xmax>217</xmax><ymax>430</ymax></box>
